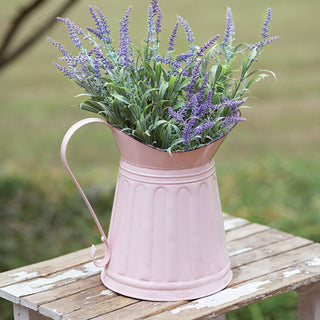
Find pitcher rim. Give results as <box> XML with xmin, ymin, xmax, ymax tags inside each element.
<box><xmin>108</xmin><ymin>120</ymin><xmax>239</xmax><ymax>155</ymax></box>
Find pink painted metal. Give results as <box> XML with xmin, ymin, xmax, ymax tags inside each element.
<box><xmin>61</xmin><ymin>117</ymin><xmax>232</xmax><ymax>301</ymax></box>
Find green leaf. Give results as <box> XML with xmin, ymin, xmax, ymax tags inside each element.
<box><xmin>159</xmin><ymin>82</ymin><xmax>169</xmax><ymax>99</ymax></box>
<box><xmin>168</xmin><ymin>75</ymin><xmax>176</xmax><ymax>94</ymax></box>
<box><xmin>246</xmin><ymin>73</ymin><xmax>269</xmax><ymax>88</ymax></box>
<box><xmin>110</xmin><ymin>93</ymin><xmax>130</xmax><ymax>105</ymax></box>
<box><xmin>155</xmin><ymin>62</ymin><xmax>162</xmax><ymax>85</ymax></box>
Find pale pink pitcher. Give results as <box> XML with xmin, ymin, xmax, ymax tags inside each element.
<box><xmin>61</xmin><ymin>117</ymin><xmax>232</xmax><ymax>301</ymax></box>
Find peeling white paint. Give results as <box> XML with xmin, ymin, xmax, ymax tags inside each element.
<box><xmin>170</xmin><ymin>280</ymin><xmax>271</xmax><ymax>314</ymax></box>
<box><xmin>224</xmin><ymin>218</ymin><xmax>247</xmax><ymax>231</ymax></box>
<box><xmin>8</xmin><ymin>271</ymin><xmax>39</xmax><ymax>282</ymax></box>
<box><xmin>2</xmin><ymin>262</ymin><xmax>100</xmax><ymax>297</ymax></box>
<box><xmin>229</xmin><ymin>247</ymin><xmax>252</xmax><ymax>257</ymax></box>
<box><xmin>85</xmin><ymin>289</ymin><xmax>113</xmax><ymax>300</ymax></box>
<box><xmin>283</xmin><ymin>270</ymin><xmax>301</xmax><ymax>278</ymax></box>
<box><xmin>306</xmin><ymin>257</ymin><xmax>320</xmax><ymax>267</ymax></box>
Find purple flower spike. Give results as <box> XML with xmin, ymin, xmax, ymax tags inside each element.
<box><xmin>118</xmin><ymin>6</ymin><xmax>133</xmax><ymax>68</ymax></box>
<box><xmin>159</xmin><ymin>57</ymin><xmax>181</xmax><ymax>69</ymax></box>
<box><xmin>194</xmin><ymin>121</ymin><xmax>216</xmax><ymax>135</ymax></box>
<box><xmin>53</xmin><ymin>62</ymin><xmax>74</xmax><ymax>79</ymax></box>
<box><xmin>185</xmin><ymin>60</ymin><xmax>201</xmax><ymax>96</ymax></box>
<box><xmin>168</xmin><ymin>20</ymin><xmax>179</xmax><ymax>51</ymax></box>
<box><xmin>147</xmin><ymin>0</ymin><xmax>162</xmax><ymax>45</ymax></box>
<box><xmin>168</xmin><ymin>107</ymin><xmax>184</xmax><ymax>122</ymax></box>
<box><xmin>221</xmin><ymin>97</ymin><xmax>246</xmax><ymax>113</ymax></box>
<box><xmin>92</xmin><ymin>57</ymin><xmax>102</xmax><ymax>83</ymax></box>
<box><xmin>177</xmin><ymin>16</ymin><xmax>195</xmax><ymax>51</ymax></box>
<box><xmin>198</xmin><ymin>72</ymin><xmax>209</xmax><ymax>101</ymax></box>
<box><xmin>156</xmin><ymin>5</ymin><xmax>163</xmax><ymax>36</ymax></box>
<box><xmin>261</xmin><ymin>8</ymin><xmax>272</xmax><ymax>39</ymax></box>
<box><xmin>183</xmin><ymin>117</ymin><xmax>198</xmax><ymax>145</ymax></box>
<box><xmin>47</xmin><ymin>37</ymin><xmax>69</xmax><ymax>56</ymax></box>
<box><xmin>197</xmin><ymin>34</ymin><xmax>220</xmax><ymax>57</ymax></box>
<box><xmin>90</xmin><ymin>47</ymin><xmax>113</xmax><ymax>71</ymax></box>
<box><xmin>223</xmin><ymin>115</ymin><xmax>246</xmax><ymax>129</ymax></box>
<box><xmin>147</xmin><ymin>5</ymin><xmax>156</xmax><ymax>34</ymax></box>
<box><xmin>88</xmin><ymin>6</ymin><xmax>111</xmax><ymax>43</ymax></box>
<box><xmin>176</xmin><ymin>50</ymin><xmax>194</xmax><ymax>62</ymax></box>
<box><xmin>222</xmin><ymin>7</ymin><xmax>234</xmax><ymax>49</ymax></box>
<box><xmin>57</xmin><ymin>17</ymin><xmax>84</xmax><ymax>49</ymax></box>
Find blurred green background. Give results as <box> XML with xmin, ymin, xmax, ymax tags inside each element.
<box><xmin>0</xmin><ymin>0</ymin><xmax>319</xmax><ymax>319</ymax></box>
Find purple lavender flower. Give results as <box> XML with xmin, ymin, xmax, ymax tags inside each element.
<box><xmin>87</xmin><ymin>6</ymin><xmax>111</xmax><ymax>43</ymax></box>
<box><xmin>168</xmin><ymin>20</ymin><xmax>179</xmax><ymax>51</ymax></box>
<box><xmin>76</xmin><ymin>54</ymin><xmax>90</xmax><ymax>76</ymax></box>
<box><xmin>57</xmin><ymin>17</ymin><xmax>84</xmax><ymax>49</ymax></box>
<box><xmin>247</xmin><ymin>35</ymin><xmax>279</xmax><ymax>50</ymax></box>
<box><xmin>221</xmin><ymin>97</ymin><xmax>245</xmax><ymax>113</ymax></box>
<box><xmin>118</xmin><ymin>6</ymin><xmax>133</xmax><ymax>68</ymax></box>
<box><xmin>47</xmin><ymin>37</ymin><xmax>69</xmax><ymax>56</ymax></box>
<box><xmin>168</xmin><ymin>107</ymin><xmax>184</xmax><ymax>122</ymax></box>
<box><xmin>147</xmin><ymin>0</ymin><xmax>162</xmax><ymax>47</ymax></box>
<box><xmin>261</xmin><ymin>8</ymin><xmax>272</xmax><ymax>39</ymax></box>
<box><xmin>53</xmin><ymin>62</ymin><xmax>74</xmax><ymax>79</ymax></box>
<box><xmin>185</xmin><ymin>60</ymin><xmax>201</xmax><ymax>96</ymax></box>
<box><xmin>196</xmin><ymin>34</ymin><xmax>220</xmax><ymax>58</ymax></box>
<box><xmin>198</xmin><ymin>73</ymin><xmax>209</xmax><ymax>101</ymax></box>
<box><xmin>90</xmin><ymin>46</ymin><xmax>113</xmax><ymax>71</ymax></box>
<box><xmin>223</xmin><ymin>115</ymin><xmax>246</xmax><ymax>128</ymax></box>
<box><xmin>222</xmin><ymin>7</ymin><xmax>234</xmax><ymax>49</ymax></box>
<box><xmin>147</xmin><ymin>5</ymin><xmax>156</xmax><ymax>35</ymax></box>
<box><xmin>194</xmin><ymin>121</ymin><xmax>216</xmax><ymax>135</ymax></box>
<box><xmin>176</xmin><ymin>51</ymin><xmax>194</xmax><ymax>62</ymax></box>
<box><xmin>182</xmin><ymin>117</ymin><xmax>198</xmax><ymax>145</ymax></box>
<box><xmin>177</xmin><ymin>16</ymin><xmax>195</xmax><ymax>51</ymax></box>
<box><xmin>247</xmin><ymin>8</ymin><xmax>279</xmax><ymax>52</ymax></box>
<box><xmin>92</xmin><ymin>57</ymin><xmax>102</xmax><ymax>83</ymax></box>
<box><xmin>155</xmin><ymin>5</ymin><xmax>163</xmax><ymax>37</ymax></box>
<box><xmin>159</xmin><ymin>56</ymin><xmax>181</xmax><ymax>69</ymax></box>
<box><xmin>201</xmin><ymin>90</ymin><xmax>213</xmax><ymax>115</ymax></box>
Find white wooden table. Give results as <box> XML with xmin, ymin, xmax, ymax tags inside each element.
<box><xmin>1</xmin><ymin>214</ymin><xmax>320</xmax><ymax>319</ymax></box>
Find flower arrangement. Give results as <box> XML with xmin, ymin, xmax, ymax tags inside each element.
<box><xmin>48</xmin><ymin>0</ymin><xmax>278</xmax><ymax>152</ymax></box>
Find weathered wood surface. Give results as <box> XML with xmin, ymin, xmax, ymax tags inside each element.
<box><xmin>1</xmin><ymin>214</ymin><xmax>320</xmax><ymax>320</ymax></box>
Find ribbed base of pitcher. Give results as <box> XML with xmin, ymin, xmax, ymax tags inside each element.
<box><xmin>101</xmin><ymin>263</ymin><xmax>232</xmax><ymax>301</ymax></box>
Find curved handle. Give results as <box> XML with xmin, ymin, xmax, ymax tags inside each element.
<box><xmin>61</xmin><ymin>118</ymin><xmax>112</xmax><ymax>268</ymax></box>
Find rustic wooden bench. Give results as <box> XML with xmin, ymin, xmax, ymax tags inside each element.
<box><xmin>1</xmin><ymin>214</ymin><xmax>320</xmax><ymax>320</ymax></box>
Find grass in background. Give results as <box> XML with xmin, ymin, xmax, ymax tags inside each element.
<box><xmin>0</xmin><ymin>0</ymin><xmax>319</xmax><ymax>319</ymax></box>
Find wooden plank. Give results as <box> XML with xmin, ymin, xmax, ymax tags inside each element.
<box><xmin>0</xmin><ymin>244</ymin><xmax>105</xmax><ymax>288</ymax></box>
<box><xmin>40</xmin><ymin>284</ymin><xmax>115</xmax><ymax>320</ymax></box>
<box><xmin>21</xmin><ymin>275</ymin><xmax>102</xmax><ymax>311</ymax></box>
<box><xmin>230</xmin><ymin>236</ymin><xmax>312</xmax><ymax>268</ymax></box>
<box><xmin>230</xmin><ymin>243</ymin><xmax>320</xmax><ymax>287</ymax></box>
<box><xmin>226</xmin><ymin>223</ymin><xmax>270</xmax><ymax>242</ymax></box>
<box><xmin>62</xmin><ymin>295</ymin><xmax>138</xmax><ymax>320</ymax></box>
<box><xmin>144</xmin><ymin>254</ymin><xmax>320</xmax><ymax>319</ymax></box>
<box><xmin>92</xmin><ymin>300</ymin><xmax>186</xmax><ymax>320</ymax></box>
<box><xmin>228</xmin><ymin>228</ymin><xmax>293</xmax><ymax>257</ymax></box>
<box><xmin>0</xmin><ymin>261</ymin><xmax>101</xmax><ymax>304</ymax></box>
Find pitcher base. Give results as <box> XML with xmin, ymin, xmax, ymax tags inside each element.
<box><xmin>100</xmin><ymin>264</ymin><xmax>232</xmax><ymax>301</ymax></box>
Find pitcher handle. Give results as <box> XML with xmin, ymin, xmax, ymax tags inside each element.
<box><xmin>61</xmin><ymin>118</ymin><xmax>112</xmax><ymax>268</ymax></box>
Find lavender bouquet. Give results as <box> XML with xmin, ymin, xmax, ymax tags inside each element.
<box><xmin>48</xmin><ymin>0</ymin><xmax>278</xmax><ymax>152</ymax></box>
